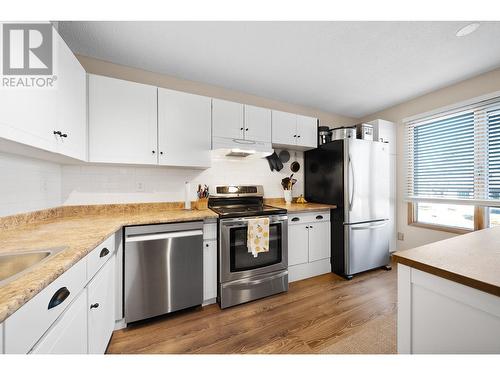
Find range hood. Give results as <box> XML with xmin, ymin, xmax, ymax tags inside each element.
<box><xmin>212</xmin><ymin>137</ymin><xmax>273</xmax><ymax>158</ymax></box>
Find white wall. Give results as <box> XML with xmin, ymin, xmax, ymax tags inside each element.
<box><xmin>0</xmin><ymin>152</ymin><xmax>61</xmax><ymax>217</ymax></box>
<box><xmin>62</xmin><ymin>151</ymin><xmax>303</xmax><ymax>205</ymax></box>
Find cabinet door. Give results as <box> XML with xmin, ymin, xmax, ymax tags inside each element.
<box><xmin>288</xmin><ymin>222</ymin><xmax>309</xmax><ymax>266</ymax></box>
<box><xmin>212</xmin><ymin>99</ymin><xmax>244</xmax><ymax>139</ymax></box>
<box><xmin>55</xmin><ymin>30</ymin><xmax>87</xmax><ymax>161</ymax></box>
<box><xmin>244</xmin><ymin>105</ymin><xmax>271</xmax><ymax>142</ymax></box>
<box><xmin>31</xmin><ymin>289</ymin><xmax>88</xmax><ymax>354</ymax></box>
<box><xmin>87</xmin><ymin>256</ymin><xmax>115</xmax><ymax>354</ymax></box>
<box><xmin>203</xmin><ymin>240</ymin><xmax>217</xmax><ymax>301</ymax></box>
<box><xmin>158</xmin><ymin>88</ymin><xmax>211</xmax><ymax>168</ymax></box>
<box><xmin>296</xmin><ymin>115</ymin><xmax>317</xmax><ymax>149</ymax></box>
<box><xmin>271</xmin><ymin>110</ymin><xmax>297</xmax><ymax>146</ymax></box>
<box><xmin>0</xmin><ymin>24</ymin><xmax>57</xmax><ymax>153</ymax></box>
<box><xmin>88</xmin><ymin>74</ymin><xmax>158</xmax><ymax>164</ymax></box>
<box><xmin>308</xmin><ymin>221</ymin><xmax>331</xmax><ymax>262</ymax></box>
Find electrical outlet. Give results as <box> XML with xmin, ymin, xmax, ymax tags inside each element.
<box><xmin>136</xmin><ymin>182</ymin><xmax>145</xmax><ymax>192</ymax></box>
<box><xmin>397</xmin><ymin>232</ymin><xmax>404</xmax><ymax>241</ymax></box>
<box><xmin>40</xmin><ymin>179</ymin><xmax>48</xmax><ymax>193</ymax></box>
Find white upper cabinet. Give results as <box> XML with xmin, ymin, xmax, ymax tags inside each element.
<box><xmin>88</xmin><ymin>74</ymin><xmax>158</xmax><ymax>165</ymax></box>
<box><xmin>0</xmin><ymin>23</ymin><xmax>86</xmax><ymax>160</ymax></box>
<box><xmin>55</xmin><ymin>30</ymin><xmax>87</xmax><ymax>160</ymax></box>
<box><xmin>212</xmin><ymin>99</ymin><xmax>244</xmax><ymax>139</ymax></box>
<box><xmin>369</xmin><ymin>119</ymin><xmax>397</xmax><ymax>155</ymax></box>
<box><xmin>158</xmin><ymin>88</ymin><xmax>211</xmax><ymax>168</ymax></box>
<box><xmin>212</xmin><ymin>99</ymin><xmax>272</xmax><ymax>144</ymax></box>
<box><xmin>243</xmin><ymin>105</ymin><xmax>272</xmax><ymax>142</ymax></box>
<box><xmin>272</xmin><ymin>110</ymin><xmax>297</xmax><ymax>146</ymax></box>
<box><xmin>296</xmin><ymin>114</ymin><xmax>318</xmax><ymax>149</ymax></box>
<box><xmin>272</xmin><ymin>110</ymin><xmax>317</xmax><ymax>150</ymax></box>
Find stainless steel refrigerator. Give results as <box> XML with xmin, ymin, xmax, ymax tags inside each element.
<box><xmin>304</xmin><ymin>138</ymin><xmax>391</xmax><ymax>279</ymax></box>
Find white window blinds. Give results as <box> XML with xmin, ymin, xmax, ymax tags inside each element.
<box><xmin>406</xmin><ymin>97</ymin><xmax>500</xmax><ymax>206</ymax></box>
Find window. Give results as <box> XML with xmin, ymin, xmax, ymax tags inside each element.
<box><xmin>406</xmin><ymin>96</ymin><xmax>500</xmax><ymax>231</ymax></box>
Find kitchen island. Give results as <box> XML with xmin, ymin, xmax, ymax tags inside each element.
<box><xmin>393</xmin><ymin>226</ymin><xmax>500</xmax><ymax>354</ymax></box>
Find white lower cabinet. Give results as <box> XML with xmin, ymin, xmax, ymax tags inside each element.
<box><xmin>88</xmin><ymin>255</ymin><xmax>116</xmax><ymax>354</ymax></box>
<box><xmin>3</xmin><ymin>233</ymin><xmax>118</xmax><ymax>354</ymax></box>
<box><xmin>31</xmin><ymin>290</ymin><xmax>88</xmax><ymax>354</ymax></box>
<box><xmin>288</xmin><ymin>211</ymin><xmax>331</xmax><ymax>282</ymax></box>
<box><xmin>203</xmin><ymin>240</ymin><xmax>217</xmax><ymax>302</ymax></box>
<box><xmin>398</xmin><ymin>264</ymin><xmax>500</xmax><ymax>354</ymax></box>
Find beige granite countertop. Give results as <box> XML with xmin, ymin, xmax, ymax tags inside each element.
<box><xmin>0</xmin><ymin>198</ymin><xmax>335</xmax><ymax>323</ymax></box>
<box><xmin>0</xmin><ymin>203</ymin><xmax>218</xmax><ymax>323</ymax></box>
<box><xmin>265</xmin><ymin>198</ymin><xmax>336</xmax><ymax>213</ymax></box>
<box><xmin>393</xmin><ymin>226</ymin><xmax>500</xmax><ymax>297</ymax></box>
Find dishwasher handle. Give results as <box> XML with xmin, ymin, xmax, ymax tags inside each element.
<box><xmin>125</xmin><ymin>229</ymin><xmax>203</xmax><ymax>243</ymax></box>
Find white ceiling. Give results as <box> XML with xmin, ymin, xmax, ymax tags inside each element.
<box><xmin>58</xmin><ymin>21</ymin><xmax>500</xmax><ymax>119</ymax></box>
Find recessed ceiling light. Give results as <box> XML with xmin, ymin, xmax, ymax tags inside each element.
<box><xmin>456</xmin><ymin>23</ymin><xmax>480</xmax><ymax>37</ymax></box>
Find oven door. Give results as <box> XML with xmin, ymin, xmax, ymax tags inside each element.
<box><xmin>219</xmin><ymin>215</ymin><xmax>288</xmax><ymax>283</ymax></box>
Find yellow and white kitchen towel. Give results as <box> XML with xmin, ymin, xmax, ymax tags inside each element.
<box><xmin>247</xmin><ymin>217</ymin><xmax>270</xmax><ymax>257</ymax></box>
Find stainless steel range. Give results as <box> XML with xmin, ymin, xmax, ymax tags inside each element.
<box><xmin>209</xmin><ymin>185</ymin><xmax>288</xmax><ymax>309</ymax></box>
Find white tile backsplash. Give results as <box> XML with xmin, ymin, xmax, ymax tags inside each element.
<box><xmin>62</xmin><ymin>151</ymin><xmax>304</xmax><ymax>205</ymax></box>
<box><xmin>0</xmin><ymin>152</ymin><xmax>61</xmax><ymax>217</ymax></box>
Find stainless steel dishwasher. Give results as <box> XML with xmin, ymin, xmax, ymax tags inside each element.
<box><xmin>124</xmin><ymin>221</ymin><xmax>203</xmax><ymax>324</ymax></box>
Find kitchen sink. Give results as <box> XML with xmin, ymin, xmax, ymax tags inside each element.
<box><xmin>0</xmin><ymin>248</ymin><xmax>65</xmax><ymax>285</ymax></box>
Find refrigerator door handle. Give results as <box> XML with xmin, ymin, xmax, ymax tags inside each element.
<box><xmin>348</xmin><ymin>154</ymin><xmax>355</xmax><ymax>210</ymax></box>
<box><xmin>351</xmin><ymin>221</ymin><xmax>388</xmax><ymax>230</ymax></box>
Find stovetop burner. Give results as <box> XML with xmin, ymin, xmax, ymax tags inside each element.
<box><xmin>208</xmin><ymin>185</ymin><xmax>287</xmax><ymax>218</ymax></box>
<box><xmin>209</xmin><ymin>204</ymin><xmax>286</xmax><ymax>218</ymax></box>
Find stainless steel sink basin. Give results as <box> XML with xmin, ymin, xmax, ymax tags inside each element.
<box><xmin>0</xmin><ymin>247</ymin><xmax>66</xmax><ymax>286</ymax></box>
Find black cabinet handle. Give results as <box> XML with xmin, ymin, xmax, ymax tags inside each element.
<box><xmin>99</xmin><ymin>247</ymin><xmax>110</xmax><ymax>258</ymax></box>
<box><xmin>309</xmin><ymin>225</ymin><xmax>313</xmax><ymax>229</ymax></box>
<box><xmin>53</xmin><ymin>130</ymin><xmax>62</xmax><ymax>136</ymax></box>
<box><xmin>48</xmin><ymin>287</ymin><xmax>70</xmax><ymax>310</ymax></box>
<box><xmin>293</xmin><ymin>134</ymin><xmax>297</xmax><ymax>138</ymax></box>
<box><xmin>205</xmin><ymin>243</ymin><xmax>209</xmax><ymax>247</ymax></box>
<box><xmin>246</xmin><ymin>128</ymin><xmax>249</xmax><ymax>131</ymax></box>
<box><xmin>90</xmin><ymin>303</ymin><xmax>99</xmax><ymax>309</ymax></box>
<box><xmin>291</xmin><ymin>217</ymin><xmax>300</xmax><ymax>222</ymax></box>
<box><xmin>305</xmin><ymin>226</ymin><xmax>309</xmax><ymax>229</ymax></box>
<box><xmin>316</xmin><ymin>215</ymin><xmax>324</xmax><ymax>220</ymax></box>
<box><xmin>60</xmin><ymin>133</ymin><xmax>68</xmax><ymax>138</ymax></box>
<box><xmin>160</xmin><ymin>151</ymin><xmax>164</xmax><ymax>155</ymax></box>
<box><xmin>240</xmin><ymin>127</ymin><xmax>244</xmax><ymax>130</ymax></box>
<box><xmin>152</xmin><ymin>150</ymin><xmax>156</xmax><ymax>154</ymax></box>
<box><xmin>297</xmin><ymin>135</ymin><xmax>301</xmax><ymax>138</ymax></box>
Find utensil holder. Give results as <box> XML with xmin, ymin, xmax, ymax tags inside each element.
<box><xmin>283</xmin><ymin>190</ymin><xmax>292</xmax><ymax>204</ymax></box>
<box><xmin>195</xmin><ymin>198</ymin><xmax>209</xmax><ymax>210</ymax></box>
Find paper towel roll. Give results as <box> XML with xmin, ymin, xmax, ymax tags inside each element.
<box><xmin>184</xmin><ymin>182</ymin><xmax>191</xmax><ymax>210</ymax></box>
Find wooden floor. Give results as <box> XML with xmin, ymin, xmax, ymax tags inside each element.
<box><xmin>107</xmin><ymin>266</ymin><xmax>397</xmax><ymax>354</ymax></box>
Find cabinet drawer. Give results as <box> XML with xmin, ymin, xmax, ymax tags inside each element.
<box><xmin>4</xmin><ymin>259</ymin><xmax>86</xmax><ymax>354</ymax></box>
<box><xmin>86</xmin><ymin>234</ymin><xmax>116</xmax><ymax>282</ymax></box>
<box><xmin>288</xmin><ymin>211</ymin><xmax>330</xmax><ymax>225</ymax></box>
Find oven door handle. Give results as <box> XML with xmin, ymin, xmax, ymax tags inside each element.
<box><xmin>125</xmin><ymin>230</ymin><xmax>203</xmax><ymax>243</ymax></box>
<box><xmin>223</xmin><ymin>270</ymin><xmax>288</xmax><ymax>287</ymax></box>
<box><xmin>221</xmin><ymin>216</ymin><xmax>288</xmax><ymax>227</ymax></box>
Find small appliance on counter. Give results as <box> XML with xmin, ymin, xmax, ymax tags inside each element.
<box><xmin>330</xmin><ymin>126</ymin><xmax>356</xmax><ymax>141</ymax></box>
<box><xmin>355</xmin><ymin>123</ymin><xmax>374</xmax><ymax>141</ymax></box>
<box><xmin>318</xmin><ymin>126</ymin><xmax>332</xmax><ymax>145</ymax></box>
<box><xmin>208</xmin><ymin>185</ymin><xmax>288</xmax><ymax>309</ymax></box>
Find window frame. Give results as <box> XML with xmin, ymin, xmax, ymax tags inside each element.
<box><xmin>408</xmin><ymin>202</ymin><xmax>486</xmax><ymax>233</ymax></box>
